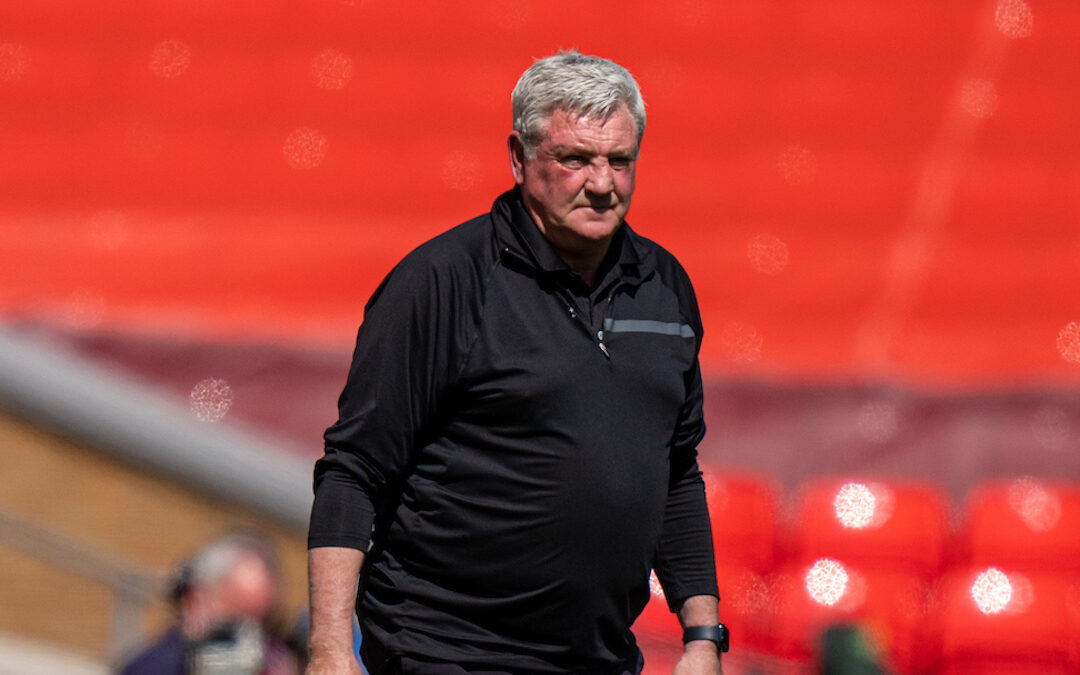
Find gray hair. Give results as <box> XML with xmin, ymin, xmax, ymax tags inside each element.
<box><xmin>186</xmin><ymin>530</ymin><xmax>279</xmax><ymax>590</ymax></box>
<box><xmin>512</xmin><ymin>50</ymin><xmax>646</xmax><ymax>158</ymax></box>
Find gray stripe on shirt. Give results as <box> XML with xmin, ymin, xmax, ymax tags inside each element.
<box><xmin>602</xmin><ymin>318</ymin><xmax>695</xmax><ymax>338</ymax></box>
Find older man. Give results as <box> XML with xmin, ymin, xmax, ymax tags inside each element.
<box><xmin>120</xmin><ymin>531</ymin><xmax>295</xmax><ymax>675</ymax></box>
<box><xmin>307</xmin><ymin>51</ymin><xmax>724</xmax><ymax>675</ymax></box>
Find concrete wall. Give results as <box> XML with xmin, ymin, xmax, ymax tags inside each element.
<box><xmin>0</xmin><ymin>411</ymin><xmax>309</xmax><ymax>664</ymax></box>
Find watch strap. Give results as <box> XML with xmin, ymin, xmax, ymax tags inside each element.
<box><xmin>682</xmin><ymin>623</ymin><xmax>730</xmax><ymax>652</ymax></box>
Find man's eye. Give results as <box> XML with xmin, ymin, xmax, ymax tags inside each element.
<box><xmin>610</xmin><ymin>157</ymin><xmax>632</xmax><ymax>169</ymax></box>
<box><xmin>559</xmin><ymin>156</ymin><xmax>587</xmax><ymax>169</ymax></box>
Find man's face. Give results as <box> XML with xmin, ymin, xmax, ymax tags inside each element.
<box><xmin>510</xmin><ymin>105</ymin><xmax>638</xmax><ymax>258</ymax></box>
<box><xmin>181</xmin><ymin>554</ymin><xmax>277</xmax><ymax>638</ymax></box>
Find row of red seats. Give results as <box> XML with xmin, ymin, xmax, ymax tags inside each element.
<box><xmin>633</xmin><ymin>471</ymin><xmax>1080</xmax><ymax>673</ymax></box>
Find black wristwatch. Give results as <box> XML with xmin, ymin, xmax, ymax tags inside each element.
<box><xmin>682</xmin><ymin>624</ymin><xmax>729</xmax><ymax>653</ymax></box>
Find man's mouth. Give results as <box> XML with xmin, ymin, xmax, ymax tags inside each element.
<box><xmin>583</xmin><ymin>202</ymin><xmax>614</xmax><ymax>213</ymax></box>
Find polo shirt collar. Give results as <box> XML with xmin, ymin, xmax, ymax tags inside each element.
<box><xmin>492</xmin><ymin>188</ymin><xmax>650</xmax><ymax>286</ymax></box>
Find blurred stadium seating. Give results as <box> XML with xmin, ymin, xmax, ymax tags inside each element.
<box><xmin>957</xmin><ymin>477</ymin><xmax>1080</xmax><ymax>572</ymax></box>
<box><xmin>700</xmin><ymin>468</ymin><xmax>783</xmax><ymax>575</ymax></box>
<box><xmin>785</xmin><ymin>477</ymin><xmax>951</xmax><ymax>580</ymax></box>
<box><xmin>634</xmin><ymin>474</ymin><xmax>1080</xmax><ymax>672</ymax></box>
<box><xmin>933</xmin><ymin>566</ymin><xmax>1080</xmax><ymax>673</ymax></box>
<box><xmin>766</xmin><ymin>561</ymin><xmax>932</xmax><ymax>672</ymax></box>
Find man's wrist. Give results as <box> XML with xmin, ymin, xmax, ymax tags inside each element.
<box><xmin>683</xmin><ymin>638</ymin><xmax>719</xmax><ymax>653</ymax></box>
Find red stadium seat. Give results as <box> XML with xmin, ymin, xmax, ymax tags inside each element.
<box><xmin>786</xmin><ymin>477</ymin><xmax>950</xmax><ymax>579</ymax></box>
<box><xmin>699</xmin><ymin>467</ymin><xmax>782</xmax><ymax>575</ymax></box>
<box><xmin>767</xmin><ymin>559</ymin><xmax>933</xmax><ymax>673</ymax></box>
<box><xmin>697</xmin><ymin>469</ymin><xmax>782</xmax><ymax>651</ymax></box>
<box><xmin>632</xmin><ymin>572</ymin><xmax>682</xmax><ymax>674</ymax></box>
<box><xmin>958</xmin><ymin>478</ymin><xmax>1080</xmax><ymax>573</ymax></box>
<box><xmin>932</xmin><ymin>565</ymin><xmax>1080</xmax><ymax>673</ymax></box>
<box><xmin>714</xmin><ymin>564</ymin><xmax>773</xmax><ymax>653</ymax></box>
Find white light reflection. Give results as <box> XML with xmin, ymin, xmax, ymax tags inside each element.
<box><xmin>777</xmin><ymin>145</ymin><xmax>818</xmax><ymax>185</ymax></box>
<box><xmin>727</xmin><ymin>570</ymin><xmax>769</xmax><ymax>614</ymax></box>
<box><xmin>310</xmin><ymin>48</ymin><xmax>354</xmax><ymax>90</ymax></box>
<box><xmin>971</xmin><ymin>567</ymin><xmax>1012</xmax><ymax>614</ymax></box>
<box><xmin>994</xmin><ymin>0</ymin><xmax>1034</xmax><ymax>39</ymax></box>
<box><xmin>747</xmin><ymin>234</ymin><xmax>789</xmax><ymax>275</ymax></box>
<box><xmin>959</xmin><ymin>79</ymin><xmax>999</xmax><ymax>120</ymax></box>
<box><xmin>719</xmin><ymin>321</ymin><xmax>762</xmax><ymax>364</ymax></box>
<box><xmin>1007</xmin><ymin>478</ymin><xmax>1061</xmax><ymax>532</ymax></box>
<box><xmin>190</xmin><ymin>378</ymin><xmax>234</xmax><ymax>423</ymax></box>
<box><xmin>283</xmin><ymin>127</ymin><xmax>328</xmax><ymax>169</ymax></box>
<box><xmin>805</xmin><ymin>558</ymin><xmax>848</xmax><ymax>607</ymax></box>
<box><xmin>649</xmin><ymin>570</ymin><xmax>665</xmax><ymax>599</ymax></box>
<box><xmin>833</xmin><ymin>482</ymin><xmax>876</xmax><ymax>529</ymax></box>
<box><xmin>149</xmin><ymin>39</ymin><xmax>192</xmax><ymax>79</ymax></box>
<box><xmin>1057</xmin><ymin>322</ymin><xmax>1080</xmax><ymax>364</ymax></box>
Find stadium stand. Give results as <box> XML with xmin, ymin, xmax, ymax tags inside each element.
<box><xmin>932</xmin><ymin>566</ymin><xmax>1080</xmax><ymax>673</ymax></box>
<box><xmin>956</xmin><ymin>477</ymin><xmax>1080</xmax><ymax>573</ymax></box>
<box><xmin>767</xmin><ymin>560</ymin><xmax>932</xmax><ymax>672</ymax></box>
<box><xmin>700</xmin><ymin>467</ymin><xmax>783</xmax><ymax>575</ymax></box>
<box><xmin>785</xmin><ymin>477</ymin><xmax>951</xmax><ymax>580</ymax></box>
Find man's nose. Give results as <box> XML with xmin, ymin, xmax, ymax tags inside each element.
<box><xmin>584</xmin><ymin>160</ymin><xmax>614</xmax><ymax>194</ymax></box>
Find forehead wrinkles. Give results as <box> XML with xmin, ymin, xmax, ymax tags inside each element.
<box><xmin>542</xmin><ymin>109</ymin><xmax>637</xmax><ymax>154</ymax></box>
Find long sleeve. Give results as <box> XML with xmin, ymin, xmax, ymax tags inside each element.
<box><xmin>308</xmin><ymin>241</ymin><xmax>476</xmax><ymax>550</ymax></box>
<box><xmin>652</xmin><ymin>262</ymin><xmax>719</xmax><ymax>609</ymax></box>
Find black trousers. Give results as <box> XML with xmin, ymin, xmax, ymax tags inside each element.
<box><xmin>360</xmin><ymin>635</ymin><xmax>644</xmax><ymax>675</ymax></box>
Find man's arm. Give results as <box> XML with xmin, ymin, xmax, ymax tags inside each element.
<box><xmin>673</xmin><ymin>594</ymin><xmax>722</xmax><ymax>675</ymax></box>
<box><xmin>659</xmin><ymin>352</ymin><xmax>722</xmax><ymax>674</ymax></box>
<box><xmin>306</xmin><ymin>546</ymin><xmax>366</xmax><ymax>674</ymax></box>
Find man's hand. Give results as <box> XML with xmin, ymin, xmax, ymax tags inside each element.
<box><xmin>305</xmin><ymin>652</ymin><xmax>365</xmax><ymax>675</ymax></box>
<box><xmin>672</xmin><ymin>639</ymin><xmax>722</xmax><ymax>675</ymax></box>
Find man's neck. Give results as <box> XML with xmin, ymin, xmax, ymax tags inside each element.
<box><xmin>516</xmin><ymin>191</ymin><xmax>620</xmax><ymax>288</ymax></box>
<box><xmin>554</xmin><ymin>242</ymin><xmax>610</xmax><ymax>288</ymax></box>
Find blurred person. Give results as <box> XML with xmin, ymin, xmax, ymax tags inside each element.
<box><xmin>819</xmin><ymin>625</ymin><xmax>885</xmax><ymax>675</ymax></box>
<box><xmin>307</xmin><ymin>50</ymin><xmax>726</xmax><ymax>675</ymax></box>
<box><xmin>119</xmin><ymin>530</ymin><xmax>298</xmax><ymax>675</ymax></box>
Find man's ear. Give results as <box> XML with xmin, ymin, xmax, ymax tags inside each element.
<box><xmin>507</xmin><ymin>132</ymin><xmax>526</xmax><ymax>185</ymax></box>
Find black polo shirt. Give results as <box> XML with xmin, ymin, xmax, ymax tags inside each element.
<box><xmin>310</xmin><ymin>188</ymin><xmax>717</xmax><ymax>673</ymax></box>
